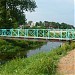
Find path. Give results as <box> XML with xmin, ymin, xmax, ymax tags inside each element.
<box><xmin>57</xmin><ymin>49</ymin><xmax>75</xmax><ymax>75</ymax></box>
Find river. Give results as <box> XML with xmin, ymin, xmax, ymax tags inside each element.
<box><xmin>27</xmin><ymin>42</ymin><xmax>61</xmax><ymax>57</ymax></box>
<box><xmin>0</xmin><ymin>42</ymin><xmax>62</xmax><ymax>65</ymax></box>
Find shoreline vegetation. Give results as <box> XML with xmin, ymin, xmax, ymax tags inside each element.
<box><xmin>0</xmin><ymin>39</ymin><xmax>46</xmax><ymax>65</ymax></box>
<box><xmin>0</xmin><ymin>39</ymin><xmax>45</xmax><ymax>53</ymax></box>
<box><xmin>0</xmin><ymin>39</ymin><xmax>75</xmax><ymax>75</ymax></box>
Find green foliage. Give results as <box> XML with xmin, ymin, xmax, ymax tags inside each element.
<box><xmin>0</xmin><ymin>39</ymin><xmax>44</xmax><ymax>53</ymax></box>
<box><xmin>70</xmin><ymin>42</ymin><xmax>75</xmax><ymax>49</ymax></box>
<box><xmin>0</xmin><ymin>53</ymin><xmax>57</xmax><ymax>75</ymax></box>
<box><xmin>0</xmin><ymin>40</ymin><xmax>75</xmax><ymax>75</ymax></box>
<box><xmin>34</xmin><ymin>21</ymin><xmax>74</xmax><ymax>29</ymax></box>
<box><xmin>0</xmin><ymin>0</ymin><xmax>37</xmax><ymax>28</ymax></box>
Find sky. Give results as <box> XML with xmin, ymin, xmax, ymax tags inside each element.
<box><xmin>25</xmin><ymin>0</ymin><xmax>74</xmax><ymax>26</ymax></box>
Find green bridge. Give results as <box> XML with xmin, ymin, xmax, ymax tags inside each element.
<box><xmin>0</xmin><ymin>29</ymin><xmax>75</xmax><ymax>41</ymax></box>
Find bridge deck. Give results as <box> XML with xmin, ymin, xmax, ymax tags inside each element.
<box><xmin>0</xmin><ymin>29</ymin><xmax>75</xmax><ymax>41</ymax></box>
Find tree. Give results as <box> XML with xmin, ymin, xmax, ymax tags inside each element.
<box><xmin>0</xmin><ymin>0</ymin><xmax>37</xmax><ymax>28</ymax></box>
<box><xmin>39</xmin><ymin>21</ymin><xmax>44</xmax><ymax>26</ymax></box>
<box><xmin>35</xmin><ymin>22</ymin><xmax>39</xmax><ymax>27</ymax></box>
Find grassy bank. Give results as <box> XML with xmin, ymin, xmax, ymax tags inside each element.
<box><xmin>0</xmin><ymin>39</ymin><xmax>45</xmax><ymax>53</ymax></box>
<box><xmin>0</xmin><ymin>39</ymin><xmax>45</xmax><ymax>65</ymax></box>
<box><xmin>0</xmin><ymin>41</ymin><xmax>75</xmax><ymax>75</ymax></box>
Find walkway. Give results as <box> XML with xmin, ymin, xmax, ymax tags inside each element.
<box><xmin>57</xmin><ymin>49</ymin><xmax>75</xmax><ymax>75</ymax></box>
<box><xmin>0</xmin><ymin>29</ymin><xmax>75</xmax><ymax>40</ymax></box>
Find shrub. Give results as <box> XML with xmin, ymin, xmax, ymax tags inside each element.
<box><xmin>0</xmin><ymin>41</ymin><xmax>75</xmax><ymax>75</ymax></box>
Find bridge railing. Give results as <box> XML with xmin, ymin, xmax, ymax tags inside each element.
<box><xmin>0</xmin><ymin>29</ymin><xmax>75</xmax><ymax>40</ymax></box>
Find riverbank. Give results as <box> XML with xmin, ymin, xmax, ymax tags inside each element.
<box><xmin>57</xmin><ymin>49</ymin><xmax>75</xmax><ymax>75</ymax></box>
<box><xmin>0</xmin><ymin>39</ymin><xmax>45</xmax><ymax>64</ymax></box>
<box><xmin>0</xmin><ymin>39</ymin><xmax>45</xmax><ymax>53</ymax></box>
<box><xmin>0</xmin><ymin>42</ymin><xmax>75</xmax><ymax>75</ymax></box>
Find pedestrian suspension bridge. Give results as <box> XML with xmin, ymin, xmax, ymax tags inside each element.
<box><xmin>0</xmin><ymin>29</ymin><xmax>75</xmax><ymax>41</ymax></box>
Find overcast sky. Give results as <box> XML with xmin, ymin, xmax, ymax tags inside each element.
<box><xmin>25</xmin><ymin>0</ymin><xmax>74</xmax><ymax>26</ymax></box>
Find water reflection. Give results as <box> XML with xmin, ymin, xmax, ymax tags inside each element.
<box><xmin>0</xmin><ymin>42</ymin><xmax>62</xmax><ymax>65</ymax></box>
<box><xmin>27</xmin><ymin>42</ymin><xmax>61</xmax><ymax>57</ymax></box>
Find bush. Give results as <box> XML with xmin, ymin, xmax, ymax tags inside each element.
<box><xmin>0</xmin><ymin>39</ymin><xmax>45</xmax><ymax>53</ymax></box>
<box><xmin>0</xmin><ymin>41</ymin><xmax>75</xmax><ymax>75</ymax></box>
<box><xmin>0</xmin><ymin>52</ymin><xmax>58</xmax><ymax>75</ymax></box>
<box><xmin>70</xmin><ymin>42</ymin><xmax>75</xmax><ymax>49</ymax></box>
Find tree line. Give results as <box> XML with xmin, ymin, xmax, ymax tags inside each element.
<box><xmin>24</xmin><ymin>21</ymin><xmax>74</xmax><ymax>29</ymax></box>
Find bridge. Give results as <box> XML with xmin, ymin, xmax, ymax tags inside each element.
<box><xmin>0</xmin><ymin>29</ymin><xmax>75</xmax><ymax>41</ymax></box>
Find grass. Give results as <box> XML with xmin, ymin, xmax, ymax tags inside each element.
<box><xmin>0</xmin><ymin>39</ymin><xmax>45</xmax><ymax>53</ymax></box>
<box><xmin>0</xmin><ymin>41</ymin><xmax>75</xmax><ymax>75</ymax></box>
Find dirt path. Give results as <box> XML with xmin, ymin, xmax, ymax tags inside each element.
<box><xmin>57</xmin><ymin>49</ymin><xmax>75</xmax><ymax>75</ymax></box>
